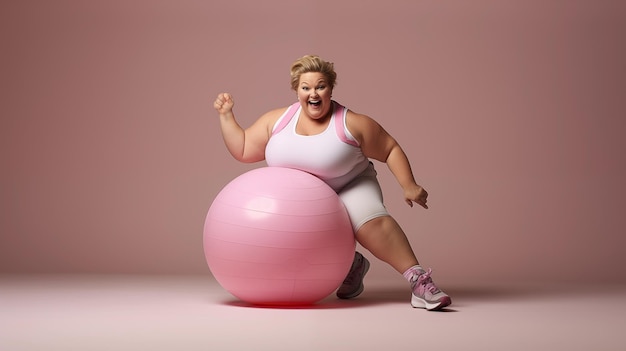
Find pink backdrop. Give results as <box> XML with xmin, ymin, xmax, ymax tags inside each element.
<box><xmin>1</xmin><ymin>0</ymin><xmax>625</xmax><ymax>285</ymax></box>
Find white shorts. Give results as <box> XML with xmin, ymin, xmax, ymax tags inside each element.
<box><xmin>337</xmin><ymin>162</ymin><xmax>389</xmax><ymax>232</ymax></box>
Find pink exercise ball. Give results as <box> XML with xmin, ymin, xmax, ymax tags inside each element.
<box><xmin>203</xmin><ymin>167</ymin><xmax>355</xmax><ymax>306</ymax></box>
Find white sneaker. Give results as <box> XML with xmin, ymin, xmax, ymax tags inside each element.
<box><xmin>409</xmin><ymin>268</ymin><xmax>451</xmax><ymax>311</ymax></box>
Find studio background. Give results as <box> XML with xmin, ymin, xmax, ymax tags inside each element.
<box><xmin>2</xmin><ymin>0</ymin><xmax>625</xmax><ymax>286</ymax></box>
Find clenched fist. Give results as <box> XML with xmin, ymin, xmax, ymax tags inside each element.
<box><xmin>214</xmin><ymin>93</ymin><xmax>234</xmax><ymax>115</ymax></box>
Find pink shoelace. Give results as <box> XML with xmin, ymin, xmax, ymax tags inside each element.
<box><xmin>410</xmin><ymin>268</ymin><xmax>441</xmax><ymax>294</ymax></box>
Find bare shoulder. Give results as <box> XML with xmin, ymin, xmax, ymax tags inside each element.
<box><xmin>345</xmin><ymin>109</ymin><xmax>384</xmax><ymax>144</ymax></box>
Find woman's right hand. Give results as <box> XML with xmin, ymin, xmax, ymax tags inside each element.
<box><xmin>214</xmin><ymin>93</ymin><xmax>234</xmax><ymax>115</ymax></box>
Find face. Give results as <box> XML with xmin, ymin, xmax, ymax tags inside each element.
<box><xmin>296</xmin><ymin>72</ymin><xmax>333</xmax><ymax>120</ymax></box>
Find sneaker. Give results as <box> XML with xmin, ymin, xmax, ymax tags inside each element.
<box><xmin>336</xmin><ymin>252</ymin><xmax>370</xmax><ymax>299</ymax></box>
<box><xmin>409</xmin><ymin>268</ymin><xmax>451</xmax><ymax>311</ymax></box>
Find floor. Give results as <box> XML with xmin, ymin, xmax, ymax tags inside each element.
<box><xmin>1</xmin><ymin>274</ymin><xmax>624</xmax><ymax>351</ymax></box>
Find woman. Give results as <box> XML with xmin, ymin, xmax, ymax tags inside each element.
<box><xmin>213</xmin><ymin>55</ymin><xmax>451</xmax><ymax>310</ymax></box>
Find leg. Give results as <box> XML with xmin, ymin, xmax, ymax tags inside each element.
<box><xmin>336</xmin><ymin>164</ymin><xmax>414</xmax><ymax>297</ymax></box>
<box><xmin>356</xmin><ymin>216</ymin><xmax>451</xmax><ymax>310</ymax></box>
<box><xmin>335</xmin><ymin>164</ymin><xmax>451</xmax><ymax>309</ymax></box>
<box><xmin>354</xmin><ymin>215</ymin><xmax>419</xmax><ymax>274</ymax></box>
<box><xmin>336</xmin><ymin>216</ymin><xmax>416</xmax><ymax>299</ymax></box>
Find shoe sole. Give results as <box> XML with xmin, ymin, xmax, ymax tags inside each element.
<box><xmin>337</xmin><ymin>258</ymin><xmax>370</xmax><ymax>299</ymax></box>
<box><xmin>411</xmin><ymin>295</ymin><xmax>452</xmax><ymax>311</ymax></box>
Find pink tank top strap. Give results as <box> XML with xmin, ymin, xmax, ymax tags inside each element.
<box><xmin>333</xmin><ymin>102</ymin><xmax>359</xmax><ymax>147</ymax></box>
<box><xmin>272</xmin><ymin>102</ymin><xmax>300</xmax><ymax>136</ymax></box>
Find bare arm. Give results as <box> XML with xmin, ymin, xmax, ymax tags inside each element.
<box><xmin>348</xmin><ymin>112</ymin><xmax>429</xmax><ymax>209</ymax></box>
<box><xmin>213</xmin><ymin>93</ymin><xmax>281</xmax><ymax>163</ymax></box>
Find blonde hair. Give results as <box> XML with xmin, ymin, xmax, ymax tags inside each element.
<box><xmin>290</xmin><ymin>55</ymin><xmax>337</xmax><ymax>91</ymax></box>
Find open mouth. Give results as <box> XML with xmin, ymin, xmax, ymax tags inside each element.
<box><xmin>308</xmin><ymin>100</ymin><xmax>321</xmax><ymax>107</ymax></box>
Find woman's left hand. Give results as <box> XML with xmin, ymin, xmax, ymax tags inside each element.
<box><xmin>404</xmin><ymin>185</ymin><xmax>428</xmax><ymax>209</ymax></box>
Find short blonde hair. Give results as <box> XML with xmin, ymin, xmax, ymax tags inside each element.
<box><xmin>290</xmin><ymin>55</ymin><xmax>337</xmax><ymax>91</ymax></box>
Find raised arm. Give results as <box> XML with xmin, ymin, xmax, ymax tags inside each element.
<box><xmin>347</xmin><ymin>111</ymin><xmax>429</xmax><ymax>209</ymax></box>
<box><xmin>213</xmin><ymin>93</ymin><xmax>281</xmax><ymax>163</ymax></box>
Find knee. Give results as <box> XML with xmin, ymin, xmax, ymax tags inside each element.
<box><xmin>355</xmin><ymin>216</ymin><xmax>393</xmax><ymax>238</ymax></box>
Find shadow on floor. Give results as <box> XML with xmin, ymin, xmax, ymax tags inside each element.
<box><xmin>217</xmin><ymin>287</ymin><xmax>450</xmax><ymax>310</ymax></box>
<box><xmin>214</xmin><ymin>282</ymin><xmax>611</xmax><ymax>310</ymax></box>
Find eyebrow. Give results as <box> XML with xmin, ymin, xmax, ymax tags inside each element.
<box><xmin>300</xmin><ymin>80</ymin><xmax>327</xmax><ymax>86</ymax></box>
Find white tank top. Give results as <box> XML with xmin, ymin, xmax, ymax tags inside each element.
<box><xmin>265</xmin><ymin>101</ymin><xmax>370</xmax><ymax>191</ymax></box>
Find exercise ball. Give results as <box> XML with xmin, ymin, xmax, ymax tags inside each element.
<box><xmin>203</xmin><ymin>167</ymin><xmax>355</xmax><ymax>306</ymax></box>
